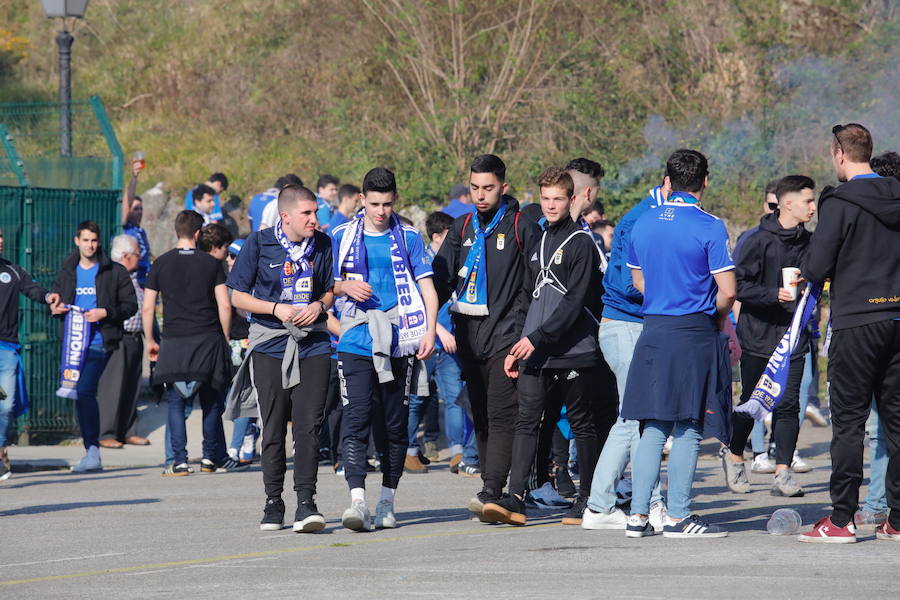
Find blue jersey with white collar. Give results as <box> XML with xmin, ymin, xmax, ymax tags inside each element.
<box><xmin>628</xmin><ymin>192</ymin><xmax>734</xmax><ymax>316</ymax></box>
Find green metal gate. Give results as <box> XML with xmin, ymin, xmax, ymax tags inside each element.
<box><xmin>0</xmin><ymin>186</ymin><xmax>120</xmax><ymax>441</ymax></box>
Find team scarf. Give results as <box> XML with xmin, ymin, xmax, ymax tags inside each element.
<box><xmin>451</xmin><ymin>201</ymin><xmax>508</xmax><ymax>316</ymax></box>
<box><xmin>274</xmin><ymin>220</ymin><xmax>315</xmax><ymax>307</ymax></box>
<box><xmin>337</xmin><ymin>210</ymin><xmax>428</xmax><ymax>357</ymax></box>
<box><xmin>55</xmin><ymin>305</ymin><xmax>93</xmax><ymax>400</ymax></box>
<box><xmin>735</xmin><ymin>282</ymin><xmax>823</xmax><ymax>420</ymax></box>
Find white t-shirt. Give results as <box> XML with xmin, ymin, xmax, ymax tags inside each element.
<box><xmin>260</xmin><ymin>199</ymin><xmax>280</xmax><ymax>229</ymax></box>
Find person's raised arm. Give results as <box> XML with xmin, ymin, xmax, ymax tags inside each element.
<box><xmin>122</xmin><ymin>160</ymin><xmax>141</xmax><ymax>225</ymax></box>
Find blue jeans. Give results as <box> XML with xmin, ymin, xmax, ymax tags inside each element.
<box><xmin>166</xmin><ymin>383</ymin><xmax>226</xmax><ymax>466</ymax></box>
<box><xmin>798</xmin><ymin>344</ymin><xmax>819</xmax><ymax>426</ymax></box>
<box><xmin>587</xmin><ymin>320</ymin><xmax>663</xmax><ymax>513</ymax></box>
<box><xmin>229</xmin><ymin>417</ymin><xmax>258</xmax><ymax>452</ymax></box>
<box><xmin>164</xmin><ymin>400</ymin><xmax>194</xmax><ymax>464</ymax></box>
<box><xmin>75</xmin><ymin>347</ymin><xmax>110</xmax><ymax>449</ymax></box>
<box><xmin>863</xmin><ymin>398</ymin><xmax>888</xmax><ymax>514</ymax></box>
<box><xmin>750</xmin><ymin>420</ymin><xmax>766</xmax><ymax>454</ymax></box>
<box><xmin>632</xmin><ymin>419</ymin><xmax>703</xmax><ymax>519</ymax></box>
<box><xmin>0</xmin><ymin>348</ymin><xmax>18</xmax><ymax>447</ymax></box>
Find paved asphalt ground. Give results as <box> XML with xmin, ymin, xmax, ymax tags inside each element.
<box><xmin>2</xmin><ymin>402</ymin><xmax>898</xmax><ymax>599</ymax></box>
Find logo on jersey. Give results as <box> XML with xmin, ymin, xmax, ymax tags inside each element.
<box><xmin>0</xmin><ymin>272</ymin><xmax>10</xmax><ymax>284</ymax></box>
<box><xmin>530</xmin><ymin>252</ymin><xmax>538</xmax><ymax>262</ymax></box>
<box><xmin>463</xmin><ymin>238</ymin><xmax>474</xmax><ymax>247</ymax></box>
<box><xmin>660</xmin><ymin>207</ymin><xmax>676</xmax><ymax>221</ymax></box>
<box><xmin>554</xmin><ymin>249</ymin><xmax>564</xmax><ymax>265</ymax></box>
<box><xmin>283</xmin><ymin>262</ymin><xmax>293</xmax><ymax>276</ymax></box>
<box><xmin>496</xmin><ymin>234</ymin><xmax>505</xmax><ymax>250</ymax></box>
<box><xmin>75</xmin><ymin>286</ymin><xmax>96</xmax><ymax>296</ymax></box>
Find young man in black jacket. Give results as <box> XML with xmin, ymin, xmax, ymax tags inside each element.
<box><xmin>481</xmin><ymin>167</ymin><xmax>605</xmax><ymax>526</ymax></box>
<box><xmin>432</xmin><ymin>154</ymin><xmax>541</xmax><ymax>517</ymax></box>
<box><xmin>799</xmin><ymin>123</ymin><xmax>900</xmax><ymax>543</ymax></box>
<box><xmin>722</xmin><ymin>175</ymin><xmax>816</xmax><ymax>498</ymax></box>
<box><xmin>52</xmin><ymin>221</ymin><xmax>137</xmax><ymax>473</ymax></box>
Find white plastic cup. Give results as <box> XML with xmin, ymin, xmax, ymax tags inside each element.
<box><xmin>782</xmin><ymin>267</ymin><xmax>801</xmax><ymax>300</ymax></box>
<box><xmin>132</xmin><ymin>151</ymin><xmax>146</xmax><ymax>171</ymax></box>
<box><xmin>767</xmin><ymin>508</ymin><xmax>802</xmax><ymax>535</ymax></box>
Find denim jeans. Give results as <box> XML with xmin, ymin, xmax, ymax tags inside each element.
<box><xmin>798</xmin><ymin>342</ymin><xmax>820</xmax><ymax>426</ymax></box>
<box><xmin>164</xmin><ymin>400</ymin><xmax>194</xmax><ymax>464</ymax></box>
<box><xmin>587</xmin><ymin>320</ymin><xmax>663</xmax><ymax>513</ymax></box>
<box><xmin>632</xmin><ymin>419</ymin><xmax>703</xmax><ymax>519</ymax></box>
<box><xmin>166</xmin><ymin>383</ymin><xmax>226</xmax><ymax>466</ymax></box>
<box><xmin>229</xmin><ymin>417</ymin><xmax>258</xmax><ymax>452</ymax></box>
<box><xmin>0</xmin><ymin>347</ymin><xmax>18</xmax><ymax>447</ymax></box>
<box><xmin>75</xmin><ymin>347</ymin><xmax>110</xmax><ymax>449</ymax></box>
<box><xmin>864</xmin><ymin>398</ymin><xmax>888</xmax><ymax>514</ymax></box>
<box><xmin>750</xmin><ymin>420</ymin><xmax>767</xmax><ymax>454</ymax></box>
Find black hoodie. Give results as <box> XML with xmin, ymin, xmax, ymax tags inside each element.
<box><xmin>803</xmin><ymin>176</ymin><xmax>900</xmax><ymax>330</ymax></box>
<box><xmin>736</xmin><ymin>212</ymin><xmax>811</xmax><ymax>359</ymax></box>
<box><xmin>432</xmin><ymin>196</ymin><xmax>542</xmax><ymax>360</ymax></box>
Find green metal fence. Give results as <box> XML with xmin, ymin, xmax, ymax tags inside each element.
<box><xmin>0</xmin><ymin>185</ymin><xmax>120</xmax><ymax>440</ymax></box>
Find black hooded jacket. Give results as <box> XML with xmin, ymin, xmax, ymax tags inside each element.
<box><xmin>803</xmin><ymin>176</ymin><xmax>900</xmax><ymax>330</ymax></box>
<box><xmin>432</xmin><ymin>196</ymin><xmax>542</xmax><ymax>360</ymax></box>
<box><xmin>735</xmin><ymin>212</ymin><xmax>811</xmax><ymax>359</ymax></box>
<box><xmin>53</xmin><ymin>249</ymin><xmax>138</xmax><ymax>352</ymax></box>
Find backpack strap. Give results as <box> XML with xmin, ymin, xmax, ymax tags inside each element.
<box><xmin>461</xmin><ymin>213</ymin><xmax>472</xmax><ymax>239</ymax></box>
<box><xmin>514</xmin><ymin>211</ymin><xmax>522</xmax><ymax>251</ymax></box>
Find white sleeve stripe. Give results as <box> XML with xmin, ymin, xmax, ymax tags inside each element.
<box><xmin>626</xmin><ymin>262</ymin><xmax>642</xmax><ymax>270</ymax></box>
<box><xmin>415</xmin><ymin>271</ymin><xmax>434</xmax><ymax>281</ymax></box>
<box><xmin>710</xmin><ymin>265</ymin><xmax>736</xmax><ymax>274</ymax></box>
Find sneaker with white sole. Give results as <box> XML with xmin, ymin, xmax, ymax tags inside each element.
<box><xmin>582</xmin><ymin>506</ymin><xmax>627</xmax><ymax>530</ymax></box>
<box><xmin>798</xmin><ymin>517</ymin><xmax>856</xmax><ymax>543</ymax></box>
<box><xmin>771</xmin><ymin>469</ymin><xmax>804</xmax><ymax>497</ymax></box>
<box><xmin>260</xmin><ymin>497</ymin><xmax>285</xmax><ymax>531</ymax></box>
<box><xmin>751</xmin><ymin>453</ymin><xmax>776</xmax><ymax>474</ymax></box>
<box><xmin>805</xmin><ymin>405</ymin><xmax>828</xmax><ymax>426</ymax></box>
<box><xmin>790</xmin><ymin>450</ymin><xmax>812</xmax><ymax>473</ymax></box>
<box><xmin>293</xmin><ymin>499</ymin><xmax>326</xmax><ymax>533</ymax></box>
<box><xmin>875</xmin><ymin>521</ymin><xmax>900</xmax><ymax>541</ymax></box>
<box><xmin>625</xmin><ymin>514</ymin><xmax>655</xmax><ymax>538</ymax></box>
<box><xmin>662</xmin><ymin>514</ymin><xmax>728</xmax><ymax>538</ymax></box>
<box><xmin>162</xmin><ymin>462</ymin><xmax>191</xmax><ymax>477</ymax></box>
<box><xmin>71</xmin><ymin>446</ymin><xmax>102</xmax><ymax>473</ymax></box>
<box><xmin>721</xmin><ymin>455</ymin><xmax>751</xmax><ymax>493</ymax></box>
<box><xmin>342</xmin><ymin>500</ymin><xmax>375</xmax><ymax>532</ymax></box>
<box><xmin>649</xmin><ymin>501</ymin><xmax>668</xmax><ymax>531</ymax></box>
<box><xmin>374</xmin><ymin>499</ymin><xmax>398</xmax><ymax>529</ymax></box>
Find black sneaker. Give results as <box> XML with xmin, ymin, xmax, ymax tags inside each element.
<box><xmin>456</xmin><ymin>461</ymin><xmax>481</xmax><ymax>477</ymax></box>
<box><xmin>202</xmin><ymin>457</ymin><xmax>250</xmax><ymax>473</ymax></box>
<box><xmin>293</xmin><ymin>499</ymin><xmax>326</xmax><ymax>533</ymax></box>
<box><xmin>467</xmin><ymin>489</ymin><xmax>498</xmax><ymax>521</ymax></box>
<box><xmin>561</xmin><ymin>495</ymin><xmax>588</xmax><ymax>525</ymax></box>
<box><xmin>260</xmin><ymin>497</ymin><xmax>285</xmax><ymax>531</ymax></box>
<box><xmin>482</xmin><ymin>493</ymin><xmax>527</xmax><ymax>526</ymax></box>
<box><xmin>162</xmin><ymin>462</ymin><xmax>191</xmax><ymax>477</ymax></box>
<box><xmin>553</xmin><ymin>465</ymin><xmax>577</xmax><ymax>498</ymax></box>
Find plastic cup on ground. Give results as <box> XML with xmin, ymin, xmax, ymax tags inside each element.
<box><xmin>781</xmin><ymin>267</ymin><xmax>800</xmax><ymax>300</ymax></box>
<box><xmin>767</xmin><ymin>508</ymin><xmax>802</xmax><ymax>535</ymax></box>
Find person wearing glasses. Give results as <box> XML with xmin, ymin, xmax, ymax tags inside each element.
<box><xmin>799</xmin><ymin>123</ymin><xmax>900</xmax><ymax>543</ymax></box>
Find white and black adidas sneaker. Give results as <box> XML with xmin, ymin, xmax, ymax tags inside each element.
<box><xmin>662</xmin><ymin>514</ymin><xmax>728</xmax><ymax>538</ymax></box>
<box><xmin>625</xmin><ymin>514</ymin><xmax>655</xmax><ymax>538</ymax></box>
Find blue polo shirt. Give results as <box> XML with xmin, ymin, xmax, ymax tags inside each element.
<box><xmin>184</xmin><ymin>188</ymin><xmax>223</xmax><ymax>222</ymax></box>
<box><xmin>628</xmin><ymin>192</ymin><xmax>734</xmax><ymax>316</ymax></box>
<box><xmin>122</xmin><ymin>223</ymin><xmax>151</xmax><ymax>288</ymax></box>
<box><xmin>248</xmin><ymin>189</ymin><xmax>278</xmax><ymax>232</ymax></box>
<box><xmin>332</xmin><ymin>223</ymin><xmax>433</xmax><ymax>356</ymax></box>
<box><xmin>226</xmin><ymin>228</ymin><xmax>334</xmax><ymax>359</ymax></box>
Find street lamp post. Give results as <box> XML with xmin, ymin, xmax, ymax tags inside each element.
<box><xmin>41</xmin><ymin>0</ymin><xmax>90</xmax><ymax>157</ymax></box>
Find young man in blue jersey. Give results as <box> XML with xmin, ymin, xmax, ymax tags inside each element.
<box><xmin>332</xmin><ymin>167</ymin><xmax>438</xmax><ymax>531</ymax></box>
<box><xmin>328</xmin><ymin>184</ymin><xmax>362</xmax><ymax>234</ymax></box>
<box><xmin>315</xmin><ymin>174</ymin><xmax>340</xmax><ymax>234</ymax></box>
<box><xmin>185</xmin><ymin>172</ymin><xmax>228</xmax><ymax>222</ymax></box>
<box><xmin>580</xmin><ymin>181</ymin><xmax>669</xmax><ymax>531</ymax></box>
<box><xmin>622</xmin><ymin>149</ymin><xmax>736</xmax><ymax>539</ymax></box>
<box><xmin>799</xmin><ymin>124</ymin><xmax>900</xmax><ymax>543</ymax></box>
<box><xmin>249</xmin><ymin>174</ymin><xmax>303</xmax><ymax>232</ymax></box>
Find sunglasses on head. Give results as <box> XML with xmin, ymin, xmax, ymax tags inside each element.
<box><xmin>832</xmin><ymin>124</ymin><xmax>846</xmax><ymax>153</ymax></box>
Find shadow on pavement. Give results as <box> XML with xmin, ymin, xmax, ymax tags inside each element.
<box><xmin>1</xmin><ymin>497</ymin><xmax>160</xmax><ymax>517</ymax></box>
<box><xmin>4</xmin><ymin>472</ymin><xmax>148</xmax><ymax>490</ymax></box>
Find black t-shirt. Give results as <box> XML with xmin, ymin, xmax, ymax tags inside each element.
<box><xmin>146</xmin><ymin>248</ymin><xmax>226</xmax><ymax>338</ymax></box>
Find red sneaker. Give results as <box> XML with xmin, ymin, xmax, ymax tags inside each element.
<box><xmin>876</xmin><ymin>521</ymin><xmax>900</xmax><ymax>541</ymax></box>
<box><xmin>798</xmin><ymin>517</ymin><xmax>857</xmax><ymax>544</ymax></box>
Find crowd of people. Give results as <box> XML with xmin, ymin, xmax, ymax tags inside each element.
<box><xmin>0</xmin><ymin>123</ymin><xmax>898</xmax><ymax>546</ymax></box>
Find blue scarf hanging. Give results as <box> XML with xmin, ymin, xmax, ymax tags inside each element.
<box><xmin>56</xmin><ymin>305</ymin><xmax>93</xmax><ymax>400</ymax></box>
<box><xmin>451</xmin><ymin>201</ymin><xmax>508</xmax><ymax>316</ymax></box>
<box><xmin>274</xmin><ymin>220</ymin><xmax>315</xmax><ymax>307</ymax></box>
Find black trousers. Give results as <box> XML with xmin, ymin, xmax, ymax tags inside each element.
<box><xmin>338</xmin><ymin>353</ymin><xmax>411</xmax><ymax>490</ymax></box>
<box><xmin>829</xmin><ymin>320</ymin><xmax>900</xmax><ymax>528</ymax></box>
<box><xmin>508</xmin><ymin>366</ymin><xmax>603</xmax><ymax>498</ymax></box>
<box><xmin>252</xmin><ymin>352</ymin><xmax>330</xmax><ymax>499</ymax></box>
<box><xmin>730</xmin><ymin>354</ymin><xmax>805</xmax><ymax>466</ymax></box>
<box><xmin>320</xmin><ymin>357</ymin><xmax>343</xmax><ymax>463</ymax></box>
<box><xmin>461</xmin><ymin>348</ymin><xmax>519</xmax><ymax>494</ymax></box>
<box><xmin>97</xmin><ymin>332</ymin><xmax>143</xmax><ymax>442</ymax></box>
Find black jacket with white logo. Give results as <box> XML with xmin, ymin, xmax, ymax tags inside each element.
<box><xmin>0</xmin><ymin>258</ymin><xmax>49</xmax><ymax>344</ymax></box>
<box><xmin>432</xmin><ymin>196</ymin><xmax>541</xmax><ymax>360</ymax></box>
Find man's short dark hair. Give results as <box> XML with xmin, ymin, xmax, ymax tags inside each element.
<box><xmin>765</xmin><ymin>178</ymin><xmax>780</xmax><ymax>196</ymax></box>
<box><xmin>426</xmin><ymin>211</ymin><xmax>454</xmax><ymax>239</ymax></box>
<box><xmin>565</xmin><ymin>157</ymin><xmax>605</xmax><ymax>180</ymax></box>
<box><xmin>470</xmin><ymin>154</ymin><xmax>506</xmax><ymax>182</ymax></box>
<box><xmin>339</xmin><ymin>183</ymin><xmax>361</xmax><ymax>201</ymax></box>
<box><xmin>174</xmin><ymin>210</ymin><xmax>204</xmax><ymax>239</ymax></box>
<box><xmin>397</xmin><ymin>214</ymin><xmax>414</xmax><ymax>227</ymax></box>
<box><xmin>208</xmin><ymin>172</ymin><xmax>229</xmax><ymax>191</ymax></box>
<box><xmin>362</xmin><ymin>167</ymin><xmax>397</xmax><ymax>195</ymax></box>
<box><xmin>274</xmin><ymin>174</ymin><xmax>303</xmax><ymax>189</ymax></box>
<box><xmin>317</xmin><ymin>174</ymin><xmax>340</xmax><ymax>191</ymax></box>
<box><xmin>198</xmin><ymin>223</ymin><xmax>234</xmax><ymax>252</ymax></box>
<box><xmin>537</xmin><ymin>166</ymin><xmax>574</xmax><ymax>198</ymax></box>
<box><xmin>75</xmin><ymin>220</ymin><xmax>100</xmax><ymax>237</ymax></box>
<box><xmin>775</xmin><ymin>175</ymin><xmax>815</xmax><ymax>201</ymax></box>
<box><xmin>665</xmin><ymin>149</ymin><xmax>709</xmax><ymax>193</ymax></box>
<box><xmin>588</xmin><ymin>199</ymin><xmax>605</xmax><ymax>216</ymax></box>
<box><xmin>277</xmin><ymin>184</ymin><xmax>317</xmax><ymax>213</ymax></box>
<box><xmin>192</xmin><ymin>183</ymin><xmax>216</xmax><ymax>202</ymax></box>
<box><xmin>870</xmin><ymin>151</ymin><xmax>900</xmax><ymax>182</ymax></box>
<box><xmin>832</xmin><ymin>123</ymin><xmax>873</xmax><ymax>163</ymax></box>
<box><xmin>591</xmin><ymin>219</ymin><xmax>615</xmax><ymax>233</ymax></box>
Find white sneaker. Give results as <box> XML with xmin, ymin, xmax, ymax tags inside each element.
<box><xmin>791</xmin><ymin>450</ymin><xmax>813</xmax><ymax>473</ymax></box>
<box><xmin>805</xmin><ymin>405</ymin><xmax>829</xmax><ymax>426</ymax></box>
<box><xmin>649</xmin><ymin>501</ymin><xmax>668</xmax><ymax>531</ymax></box>
<box><xmin>341</xmin><ymin>500</ymin><xmax>374</xmax><ymax>532</ymax></box>
<box><xmin>71</xmin><ymin>446</ymin><xmax>102</xmax><ymax>473</ymax></box>
<box><xmin>581</xmin><ymin>506</ymin><xmax>627</xmax><ymax>530</ymax></box>
<box><xmin>662</xmin><ymin>436</ymin><xmax>673</xmax><ymax>455</ymax></box>
<box><xmin>764</xmin><ymin>412</ymin><xmax>772</xmax><ymax>426</ymax></box>
<box><xmin>374</xmin><ymin>499</ymin><xmax>397</xmax><ymax>529</ymax></box>
<box><xmin>751</xmin><ymin>453</ymin><xmax>776</xmax><ymax>474</ymax></box>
